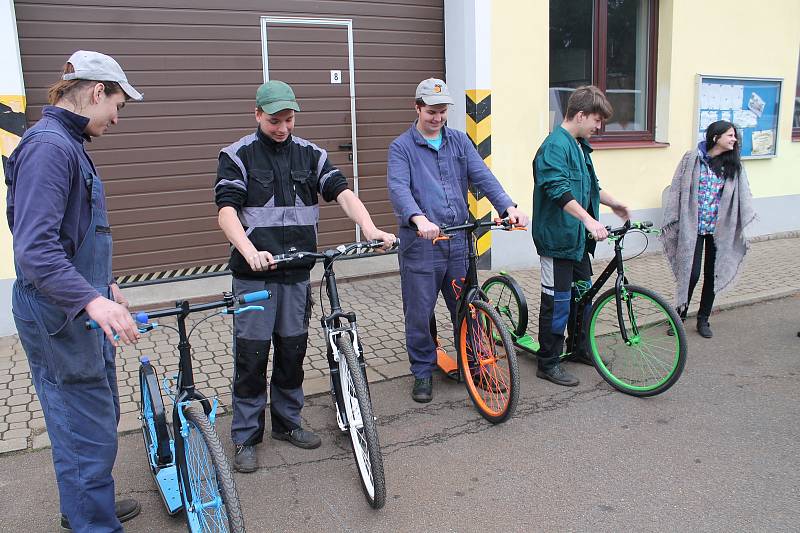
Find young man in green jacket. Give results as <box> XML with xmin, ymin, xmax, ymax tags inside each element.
<box><xmin>532</xmin><ymin>86</ymin><xmax>630</xmax><ymax>387</ymax></box>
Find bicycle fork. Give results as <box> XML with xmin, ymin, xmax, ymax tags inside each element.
<box><xmin>326</xmin><ymin>326</ymin><xmax>368</xmax><ymax>432</ymax></box>
<box><xmin>613</xmin><ymin>271</ymin><xmax>640</xmax><ymax>346</ymax></box>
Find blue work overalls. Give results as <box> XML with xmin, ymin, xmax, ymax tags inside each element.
<box><xmin>12</xmin><ymin>130</ymin><xmax>122</xmax><ymax>533</ymax></box>
<box><xmin>398</xmin><ymin>226</ymin><xmax>468</xmax><ymax>378</ymax></box>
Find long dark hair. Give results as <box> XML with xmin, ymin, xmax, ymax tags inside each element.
<box><xmin>704</xmin><ymin>120</ymin><xmax>742</xmax><ymax>180</ymax></box>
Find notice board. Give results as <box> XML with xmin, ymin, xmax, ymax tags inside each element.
<box><xmin>696</xmin><ymin>75</ymin><xmax>782</xmax><ymax>159</ymax></box>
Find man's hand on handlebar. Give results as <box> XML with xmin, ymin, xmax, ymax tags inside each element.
<box><xmin>85</xmin><ymin>295</ymin><xmax>140</xmax><ymax>346</ymax></box>
<box><xmin>584</xmin><ymin>217</ymin><xmax>609</xmax><ymax>241</ymax></box>
<box><xmin>363</xmin><ymin>228</ymin><xmax>397</xmax><ymax>251</ymax></box>
<box><xmin>411</xmin><ymin>215</ymin><xmax>440</xmax><ymax>240</ymax></box>
<box><xmin>247</xmin><ymin>250</ymin><xmax>276</xmax><ymax>271</ymax></box>
<box><xmin>505</xmin><ymin>206</ymin><xmax>529</xmax><ymax>228</ymax></box>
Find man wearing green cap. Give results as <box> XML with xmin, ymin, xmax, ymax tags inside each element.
<box><xmin>214</xmin><ymin>80</ymin><xmax>395</xmax><ymax>472</ymax></box>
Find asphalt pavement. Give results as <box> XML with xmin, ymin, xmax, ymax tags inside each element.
<box><xmin>1</xmin><ymin>296</ymin><xmax>797</xmax><ymax>532</ymax></box>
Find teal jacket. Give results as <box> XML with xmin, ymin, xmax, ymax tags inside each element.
<box><xmin>532</xmin><ymin>126</ymin><xmax>600</xmax><ymax>261</ymax></box>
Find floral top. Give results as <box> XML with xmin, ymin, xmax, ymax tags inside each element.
<box><xmin>697</xmin><ymin>156</ymin><xmax>725</xmax><ymax>235</ymax></box>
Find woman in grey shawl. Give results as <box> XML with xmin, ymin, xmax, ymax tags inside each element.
<box><xmin>661</xmin><ymin>120</ymin><xmax>756</xmax><ymax>338</ymax></box>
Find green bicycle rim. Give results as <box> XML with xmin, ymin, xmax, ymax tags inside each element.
<box><xmin>589</xmin><ymin>288</ymin><xmax>681</xmax><ymax>392</ymax></box>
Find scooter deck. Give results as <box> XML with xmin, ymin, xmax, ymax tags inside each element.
<box><xmin>514</xmin><ymin>333</ymin><xmax>540</xmax><ymax>354</ymax></box>
<box><xmin>436</xmin><ymin>346</ymin><xmax>460</xmax><ymax>380</ymax></box>
<box><xmin>154</xmin><ymin>463</ymin><xmax>183</xmax><ymax>515</ymax></box>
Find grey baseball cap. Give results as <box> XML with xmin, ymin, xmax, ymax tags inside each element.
<box><xmin>62</xmin><ymin>50</ymin><xmax>143</xmax><ymax>101</ymax></box>
<box><xmin>415</xmin><ymin>78</ymin><xmax>453</xmax><ymax>105</ymax></box>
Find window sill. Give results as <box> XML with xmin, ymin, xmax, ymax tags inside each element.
<box><xmin>592</xmin><ymin>140</ymin><xmax>670</xmax><ymax>150</ymax></box>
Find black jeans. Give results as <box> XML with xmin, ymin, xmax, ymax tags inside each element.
<box><xmin>683</xmin><ymin>234</ymin><xmax>716</xmax><ymax>321</ymax></box>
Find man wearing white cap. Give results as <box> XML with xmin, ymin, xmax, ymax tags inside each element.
<box><xmin>387</xmin><ymin>78</ymin><xmax>529</xmax><ymax>402</ymax></box>
<box><xmin>6</xmin><ymin>51</ymin><xmax>143</xmax><ymax>531</ymax></box>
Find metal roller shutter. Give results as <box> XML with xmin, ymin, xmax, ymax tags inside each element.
<box><xmin>14</xmin><ymin>0</ymin><xmax>444</xmax><ymax>280</ymax></box>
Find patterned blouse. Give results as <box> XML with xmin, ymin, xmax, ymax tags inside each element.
<box><xmin>697</xmin><ymin>157</ymin><xmax>726</xmax><ymax>235</ymax></box>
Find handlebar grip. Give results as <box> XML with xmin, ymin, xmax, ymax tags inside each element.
<box><xmin>239</xmin><ymin>290</ymin><xmax>271</xmax><ymax>304</ymax></box>
<box><xmin>366</xmin><ymin>239</ymin><xmax>398</xmax><ymax>251</ymax></box>
<box><xmin>87</xmin><ymin>310</ymin><xmax>150</xmax><ymax>330</ymax></box>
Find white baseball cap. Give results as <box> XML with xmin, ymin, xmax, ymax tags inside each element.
<box><xmin>415</xmin><ymin>78</ymin><xmax>453</xmax><ymax>105</ymax></box>
<box><xmin>63</xmin><ymin>50</ymin><xmax>143</xmax><ymax>101</ymax></box>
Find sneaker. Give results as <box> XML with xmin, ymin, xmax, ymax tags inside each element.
<box><xmin>233</xmin><ymin>444</ymin><xmax>258</xmax><ymax>473</ymax></box>
<box><xmin>536</xmin><ymin>364</ymin><xmax>580</xmax><ymax>387</ymax></box>
<box><xmin>61</xmin><ymin>499</ymin><xmax>141</xmax><ymax>530</ymax></box>
<box><xmin>411</xmin><ymin>377</ymin><xmax>433</xmax><ymax>403</ymax></box>
<box><xmin>271</xmin><ymin>428</ymin><xmax>322</xmax><ymax>449</ymax></box>
<box><xmin>697</xmin><ymin>318</ymin><xmax>713</xmax><ymax>339</ymax></box>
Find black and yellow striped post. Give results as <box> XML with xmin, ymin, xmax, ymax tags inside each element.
<box><xmin>465</xmin><ymin>89</ymin><xmax>492</xmax><ymax>269</ymax></box>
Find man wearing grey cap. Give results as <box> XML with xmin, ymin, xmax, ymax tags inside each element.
<box><xmin>215</xmin><ymin>80</ymin><xmax>395</xmax><ymax>472</ymax></box>
<box><xmin>6</xmin><ymin>51</ymin><xmax>143</xmax><ymax>531</ymax></box>
<box><xmin>387</xmin><ymin>78</ymin><xmax>529</xmax><ymax>403</ymax></box>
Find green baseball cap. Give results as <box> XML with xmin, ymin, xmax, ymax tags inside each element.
<box><xmin>256</xmin><ymin>80</ymin><xmax>300</xmax><ymax>114</ymax></box>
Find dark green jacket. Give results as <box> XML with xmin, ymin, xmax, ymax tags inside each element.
<box><xmin>532</xmin><ymin>126</ymin><xmax>600</xmax><ymax>261</ymax></box>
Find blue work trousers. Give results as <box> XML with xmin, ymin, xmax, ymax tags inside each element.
<box><xmin>398</xmin><ymin>228</ymin><xmax>467</xmax><ymax>378</ymax></box>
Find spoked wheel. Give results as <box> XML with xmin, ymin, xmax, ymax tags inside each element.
<box><xmin>589</xmin><ymin>284</ymin><xmax>687</xmax><ymax>397</ymax></box>
<box><xmin>336</xmin><ymin>335</ymin><xmax>386</xmax><ymax>509</ymax></box>
<box><xmin>174</xmin><ymin>404</ymin><xmax>245</xmax><ymax>532</ymax></box>
<box><xmin>457</xmin><ymin>299</ymin><xmax>520</xmax><ymax>423</ymax></box>
<box><xmin>482</xmin><ymin>274</ymin><xmax>528</xmax><ymax>338</ymax></box>
<box><xmin>140</xmin><ymin>361</ymin><xmax>172</xmax><ymax>471</ymax></box>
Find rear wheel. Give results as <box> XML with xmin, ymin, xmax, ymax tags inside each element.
<box><xmin>589</xmin><ymin>284</ymin><xmax>686</xmax><ymax>397</ymax></box>
<box><xmin>336</xmin><ymin>335</ymin><xmax>386</xmax><ymax>509</ymax></box>
<box><xmin>174</xmin><ymin>404</ymin><xmax>245</xmax><ymax>532</ymax></box>
<box><xmin>457</xmin><ymin>299</ymin><xmax>520</xmax><ymax>423</ymax></box>
<box><xmin>482</xmin><ymin>274</ymin><xmax>528</xmax><ymax>338</ymax></box>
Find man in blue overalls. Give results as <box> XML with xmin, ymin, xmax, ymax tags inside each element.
<box><xmin>387</xmin><ymin>78</ymin><xmax>529</xmax><ymax>403</ymax></box>
<box><xmin>6</xmin><ymin>51</ymin><xmax>143</xmax><ymax>532</ymax></box>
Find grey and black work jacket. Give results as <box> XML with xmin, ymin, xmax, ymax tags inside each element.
<box><xmin>215</xmin><ymin>128</ymin><xmax>348</xmax><ymax>283</ymax></box>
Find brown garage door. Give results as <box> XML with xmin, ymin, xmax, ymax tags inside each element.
<box><xmin>14</xmin><ymin>0</ymin><xmax>444</xmax><ymax>280</ymax></box>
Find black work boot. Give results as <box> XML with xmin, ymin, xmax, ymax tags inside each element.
<box><xmin>411</xmin><ymin>377</ymin><xmax>433</xmax><ymax>403</ymax></box>
<box><xmin>271</xmin><ymin>427</ymin><xmax>322</xmax><ymax>449</ymax></box>
<box><xmin>536</xmin><ymin>364</ymin><xmax>580</xmax><ymax>387</ymax></box>
<box><xmin>696</xmin><ymin>317</ymin><xmax>713</xmax><ymax>338</ymax></box>
<box><xmin>233</xmin><ymin>444</ymin><xmax>258</xmax><ymax>473</ymax></box>
<box><xmin>61</xmin><ymin>499</ymin><xmax>141</xmax><ymax>530</ymax></box>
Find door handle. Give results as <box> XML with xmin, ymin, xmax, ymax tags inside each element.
<box><xmin>339</xmin><ymin>142</ymin><xmax>353</xmax><ymax>150</ymax></box>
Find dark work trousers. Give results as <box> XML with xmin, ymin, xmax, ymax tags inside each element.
<box><xmin>537</xmin><ymin>253</ymin><xmax>593</xmax><ymax>371</ymax></box>
<box><xmin>683</xmin><ymin>234</ymin><xmax>717</xmax><ymax>321</ymax></box>
<box><xmin>12</xmin><ymin>158</ymin><xmax>122</xmax><ymax>533</ymax></box>
<box><xmin>231</xmin><ymin>278</ymin><xmax>312</xmax><ymax>446</ymax></box>
<box><xmin>398</xmin><ymin>227</ymin><xmax>467</xmax><ymax>378</ymax></box>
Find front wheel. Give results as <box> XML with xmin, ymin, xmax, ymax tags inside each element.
<box><xmin>481</xmin><ymin>274</ymin><xmax>528</xmax><ymax>339</ymax></box>
<box><xmin>457</xmin><ymin>299</ymin><xmax>520</xmax><ymax>423</ymax></box>
<box><xmin>174</xmin><ymin>404</ymin><xmax>246</xmax><ymax>532</ymax></box>
<box><xmin>336</xmin><ymin>335</ymin><xmax>386</xmax><ymax>509</ymax></box>
<box><xmin>589</xmin><ymin>284</ymin><xmax>687</xmax><ymax>397</ymax></box>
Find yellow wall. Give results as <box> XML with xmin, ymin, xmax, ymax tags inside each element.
<box><xmin>491</xmin><ymin>0</ymin><xmax>550</xmax><ymax>214</ymax></box>
<box><xmin>0</xmin><ymin>95</ymin><xmax>26</xmax><ymax>279</ymax></box>
<box><xmin>492</xmin><ymin>0</ymin><xmax>800</xmax><ymax>215</ymax></box>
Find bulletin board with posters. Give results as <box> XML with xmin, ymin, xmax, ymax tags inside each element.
<box><xmin>695</xmin><ymin>75</ymin><xmax>782</xmax><ymax>159</ymax></box>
